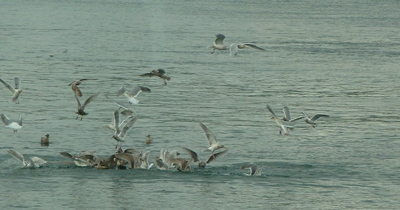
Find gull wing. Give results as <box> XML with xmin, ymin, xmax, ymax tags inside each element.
<box><xmin>30</xmin><ymin>157</ymin><xmax>47</xmax><ymax>167</ymax></box>
<box><xmin>17</xmin><ymin>115</ymin><xmax>22</xmax><ymax>126</ymax></box>
<box><xmin>0</xmin><ymin>78</ymin><xmax>16</xmax><ymax>93</ymax></box>
<box><xmin>115</xmin><ymin>153</ymin><xmax>135</xmax><ymax>168</ymax></box>
<box><xmin>311</xmin><ymin>114</ymin><xmax>330</xmax><ymax>121</ymax></box>
<box><xmin>81</xmin><ymin>92</ymin><xmax>100</xmax><ymax>110</ymax></box>
<box><xmin>282</xmin><ymin>106</ymin><xmax>291</xmax><ymax>121</ymax></box>
<box><xmin>182</xmin><ymin>147</ymin><xmax>199</xmax><ymax>162</ymax></box>
<box><xmin>199</xmin><ymin>122</ymin><xmax>217</xmax><ymax>146</ymax></box>
<box><xmin>140</xmin><ymin>72</ymin><xmax>155</xmax><ymax>77</ymax></box>
<box><xmin>14</xmin><ymin>77</ymin><xmax>20</xmax><ymax>89</ymax></box>
<box><xmin>206</xmin><ymin>149</ymin><xmax>228</xmax><ymax>164</ymax></box>
<box><xmin>7</xmin><ymin>149</ymin><xmax>25</xmax><ymax>164</ymax></box>
<box><xmin>243</xmin><ymin>43</ymin><xmax>266</xmax><ymax>51</ymax></box>
<box><xmin>230</xmin><ymin>43</ymin><xmax>238</xmax><ymax>56</ymax></box>
<box><xmin>266</xmin><ymin>105</ymin><xmax>278</xmax><ymax>118</ymax></box>
<box><xmin>290</xmin><ymin>116</ymin><xmax>304</xmax><ymax>122</ymax></box>
<box><xmin>116</xmin><ymin>87</ymin><xmax>127</xmax><ymax>96</ymax></box>
<box><xmin>129</xmin><ymin>86</ymin><xmax>150</xmax><ymax>97</ymax></box>
<box><xmin>113</xmin><ymin>110</ymin><xmax>121</xmax><ymax>134</ymax></box>
<box><xmin>74</xmin><ymin>94</ymin><xmax>82</xmax><ymax>109</ymax></box>
<box><xmin>214</xmin><ymin>34</ymin><xmax>225</xmax><ymax>45</ymax></box>
<box><xmin>119</xmin><ymin>116</ymin><xmax>138</xmax><ymax>138</ymax></box>
<box><xmin>60</xmin><ymin>152</ymin><xmax>74</xmax><ymax>159</ymax></box>
<box><xmin>1</xmin><ymin>114</ymin><xmax>11</xmax><ymax>126</ymax></box>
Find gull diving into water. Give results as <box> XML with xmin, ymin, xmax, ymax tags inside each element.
<box><xmin>199</xmin><ymin>122</ymin><xmax>228</xmax><ymax>154</ymax></box>
<box><xmin>240</xmin><ymin>164</ymin><xmax>262</xmax><ymax>176</ymax></box>
<box><xmin>1</xmin><ymin>114</ymin><xmax>22</xmax><ymax>132</ymax></box>
<box><xmin>140</xmin><ymin>69</ymin><xmax>171</xmax><ymax>85</ymax></box>
<box><xmin>116</xmin><ymin>86</ymin><xmax>151</xmax><ymax>105</ymax></box>
<box><xmin>302</xmin><ymin>111</ymin><xmax>330</xmax><ymax>128</ymax></box>
<box><xmin>74</xmin><ymin>92</ymin><xmax>100</xmax><ymax>120</ymax></box>
<box><xmin>266</xmin><ymin>105</ymin><xmax>292</xmax><ymax>135</ymax></box>
<box><xmin>0</xmin><ymin>77</ymin><xmax>22</xmax><ymax>104</ymax></box>
<box><xmin>7</xmin><ymin>149</ymin><xmax>47</xmax><ymax>168</ymax></box>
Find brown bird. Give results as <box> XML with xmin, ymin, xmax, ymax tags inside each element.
<box><xmin>40</xmin><ymin>134</ymin><xmax>50</xmax><ymax>146</ymax></box>
<box><xmin>69</xmin><ymin>79</ymin><xmax>95</xmax><ymax>97</ymax></box>
<box><xmin>145</xmin><ymin>134</ymin><xmax>152</xmax><ymax>144</ymax></box>
<box><xmin>140</xmin><ymin>69</ymin><xmax>171</xmax><ymax>85</ymax></box>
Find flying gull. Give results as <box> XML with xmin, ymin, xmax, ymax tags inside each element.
<box><xmin>1</xmin><ymin>114</ymin><xmax>22</xmax><ymax>132</ymax></box>
<box><xmin>0</xmin><ymin>77</ymin><xmax>22</xmax><ymax>104</ymax></box>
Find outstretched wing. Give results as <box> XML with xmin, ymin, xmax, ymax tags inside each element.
<box><xmin>282</xmin><ymin>106</ymin><xmax>291</xmax><ymax>121</ymax></box>
<box><xmin>119</xmin><ymin>116</ymin><xmax>138</xmax><ymax>138</ymax></box>
<box><xmin>199</xmin><ymin>122</ymin><xmax>217</xmax><ymax>146</ymax></box>
<box><xmin>1</xmin><ymin>114</ymin><xmax>11</xmax><ymax>126</ymax></box>
<box><xmin>243</xmin><ymin>43</ymin><xmax>266</xmax><ymax>51</ymax></box>
<box><xmin>113</xmin><ymin>110</ymin><xmax>121</xmax><ymax>134</ymax></box>
<box><xmin>230</xmin><ymin>43</ymin><xmax>238</xmax><ymax>56</ymax></box>
<box><xmin>7</xmin><ymin>149</ymin><xmax>25</xmax><ymax>164</ymax></box>
<box><xmin>214</xmin><ymin>33</ymin><xmax>225</xmax><ymax>45</ymax></box>
<box><xmin>14</xmin><ymin>77</ymin><xmax>20</xmax><ymax>89</ymax></box>
<box><xmin>81</xmin><ymin>92</ymin><xmax>100</xmax><ymax>110</ymax></box>
<box><xmin>311</xmin><ymin>114</ymin><xmax>330</xmax><ymax>121</ymax></box>
<box><xmin>0</xmin><ymin>78</ymin><xmax>16</xmax><ymax>94</ymax></box>
<box><xmin>182</xmin><ymin>147</ymin><xmax>199</xmax><ymax>162</ymax></box>
<box><xmin>267</xmin><ymin>105</ymin><xmax>278</xmax><ymax>118</ymax></box>
<box><xmin>206</xmin><ymin>149</ymin><xmax>228</xmax><ymax>164</ymax></box>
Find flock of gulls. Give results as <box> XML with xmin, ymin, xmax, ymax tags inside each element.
<box><xmin>2</xmin><ymin>34</ymin><xmax>329</xmax><ymax>177</ymax></box>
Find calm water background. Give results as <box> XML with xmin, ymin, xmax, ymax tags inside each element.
<box><xmin>1</xmin><ymin>0</ymin><xmax>400</xmax><ymax>209</ymax></box>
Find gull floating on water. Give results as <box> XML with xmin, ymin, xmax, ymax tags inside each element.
<box><xmin>0</xmin><ymin>77</ymin><xmax>22</xmax><ymax>104</ymax></box>
<box><xmin>140</xmin><ymin>69</ymin><xmax>171</xmax><ymax>85</ymax></box>
<box><xmin>7</xmin><ymin>149</ymin><xmax>47</xmax><ymax>168</ymax></box>
<box><xmin>267</xmin><ymin>105</ymin><xmax>292</xmax><ymax>135</ymax></box>
<box><xmin>145</xmin><ymin>134</ymin><xmax>152</xmax><ymax>144</ymax></box>
<box><xmin>240</xmin><ymin>164</ymin><xmax>263</xmax><ymax>176</ymax></box>
<box><xmin>1</xmin><ymin>114</ymin><xmax>22</xmax><ymax>132</ymax></box>
<box><xmin>159</xmin><ymin>148</ymin><xmax>180</xmax><ymax>169</ymax></box>
<box><xmin>60</xmin><ymin>150</ymin><xmax>99</xmax><ymax>167</ymax></box>
<box><xmin>154</xmin><ymin>156</ymin><xmax>169</xmax><ymax>170</ymax></box>
<box><xmin>74</xmin><ymin>92</ymin><xmax>99</xmax><ymax>120</ymax></box>
<box><xmin>116</xmin><ymin>86</ymin><xmax>151</xmax><ymax>105</ymax></box>
<box><xmin>40</xmin><ymin>134</ymin><xmax>50</xmax><ymax>146</ymax></box>
<box><xmin>139</xmin><ymin>151</ymin><xmax>154</xmax><ymax>169</ymax></box>
<box><xmin>199</xmin><ymin>122</ymin><xmax>227</xmax><ymax>154</ymax></box>
<box><xmin>302</xmin><ymin>112</ymin><xmax>330</xmax><ymax>128</ymax></box>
